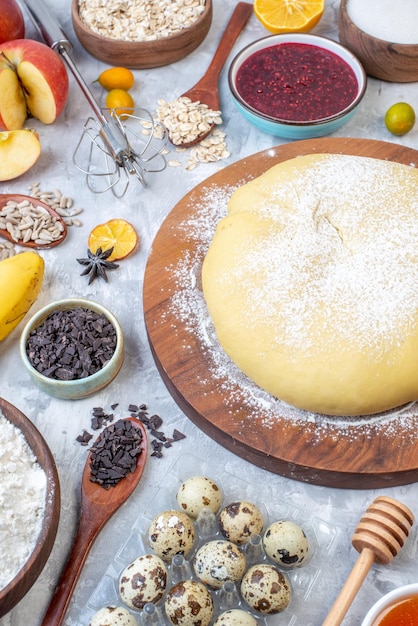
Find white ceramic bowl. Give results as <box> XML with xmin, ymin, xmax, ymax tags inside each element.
<box><xmin>228</xmin><ymin>33</ymin><xmax>367</xmax><ymax>140</ymax></box>
<box><xmin>20</xmin><ymin>298</ymin><xmax>124</xmax><ymax>400</ymax></box>
<box><xmin>362</xmin><ymin>583</ymin><xmax>418</xmax><ymax>625</ymax></box>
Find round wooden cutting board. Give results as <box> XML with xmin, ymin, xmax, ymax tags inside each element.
<box><xmin>143</xmin><ymin>137</ymin><xmax>418</xmax><ymax>488</ymax></box>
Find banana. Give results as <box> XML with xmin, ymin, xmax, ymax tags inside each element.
<box><xmin>0</xmin><ymin>251</ymin><xmax>44</xmax><ymax>341</ymax></box>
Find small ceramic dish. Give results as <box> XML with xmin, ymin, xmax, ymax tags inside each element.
<box><xmin>228</xmin><ymin>33</ymin><xmax>367</xmax><ymax>140</ymax></box>
<box><xmin>20</xmin><ymin>298</ymin><xmax>124</xmax><ymax>400</ymax></box>
<box><xmin>0</xmin><ymin>397</ymin><xmax>60</xmax><ymax>617</ymax></box>
<box><xmin>71</xmin><ymin>0</ymin><xmax>212</xmax><ymax>69</ymax></box>
<box><xmin>361</xmin><ymin>583</ymin><xmax>418</xmax><ymax>625</ymax></box>
<box><xmin>338</xmin><ymin>0</ymin><xmax>418</xmax><ymax>82</ymax></box>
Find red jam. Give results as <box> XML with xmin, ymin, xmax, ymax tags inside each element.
<box><xmin>373</xmin><ymin>596</ymin><xmax>418</xmax><ymax>625</ymax></box>
<box><xmin>235</xmin><ymin>42</ymin><xmax>359</xmax><ymax>122</ymax></box>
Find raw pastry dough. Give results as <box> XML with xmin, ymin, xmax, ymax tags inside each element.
<box><xmin>202</xmin><ymin>153</ymin><xmax>418</xmax><ymax>416</ymax></box>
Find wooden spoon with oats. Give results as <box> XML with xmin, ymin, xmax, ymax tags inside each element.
<box><xmin>167</xmin><ymin>2</ymin><xmax>253</xmax><ymax>148</ymax></box>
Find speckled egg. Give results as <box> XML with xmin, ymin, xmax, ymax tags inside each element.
<box><xmin>118</xmin><ymin>554</ymin><xmax>167</xmax><ymax>610</ymax></box>
<box><xmin>89</xmin><ymin>605</ymin><xmax>137</xmax><ymax>626</ymax></box>
<box><xmin>148</xmin><ymin>509</ymin><xmax>195</xmax><ymax>562</ymax></box>
<box><xmin>219</xmin><ymin>500</ymin><xmax>263</xmax><ymax>545</ymax></box>
<box><xmin>213</xmin><ymin>609</ymin><xmax>258</xmax><ymax>626</ymax></box>
<box><xmin>263</xmin><ymin>520</ymin><xmax>309</xmax><ymax>568</ymax></box>
<box><xmin>240</xmin><ymin>563</ymin><xmax>292</xmax><ymax>614</ymax></box>
<box><xmin>177</xmin><ymin>475</ymin><xmax>223</xmax><ymax>519</ymax></box>
<box><xmin>193</xmin><ymin>540</ymin><xmax>247</xmax><ymax>589</ymax></box>
<box><xmin>165</xmin><ymin>579</ymin><xmax>213</xmax><ymax>626</ymax></box>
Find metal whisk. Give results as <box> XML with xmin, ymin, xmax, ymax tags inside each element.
<box><xmin>21</xmin><ymin>0</ymin><xmax>167</xmax><ymax>197</ymax></box>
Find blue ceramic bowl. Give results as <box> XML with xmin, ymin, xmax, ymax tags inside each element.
<box><xmin>20</xmin><ymin>298</ymin><xmax>124</xmax><ymax>400</ymax></box>
<box><xmin>228</xmin><ymin>33</ymin><xmax>367</xmax><ymax>140</ymax></box>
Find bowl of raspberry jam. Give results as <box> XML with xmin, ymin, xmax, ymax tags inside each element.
<box><xmin>228</xmin><ymin>33</ymin><xmax>366</xmax><ymax>139</ymax></box>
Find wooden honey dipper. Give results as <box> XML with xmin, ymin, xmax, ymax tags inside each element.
<box><xmin>322</xmin><ymin>495</ymin><xmax>414</xmax><ymax>626</ymax></box>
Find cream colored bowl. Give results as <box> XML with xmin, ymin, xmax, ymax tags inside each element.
<box><xmin>20</xmin><ymin>298</ymin><xmax>124</xmax><ymax>400</ymax></box>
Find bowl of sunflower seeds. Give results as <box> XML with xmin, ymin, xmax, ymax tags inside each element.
<box><xmin>20</xmin><ymin>298</ymin><xmax>124</xmax><ymax>399</ymax></box>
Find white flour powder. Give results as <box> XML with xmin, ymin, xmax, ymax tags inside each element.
<box><xmin>0</xmin><ymin>411</ymin><xmax>47</xmax><ymax>590</ymax></box>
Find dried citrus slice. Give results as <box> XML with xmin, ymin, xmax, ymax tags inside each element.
<box><xmin>254</xmin><ymin>0</ymin><xmax>325</xmax><ymax>34</ymax></box>
<box><xmin>88</xmin><ymin>219</ymin><xmax>138</xmax><ymax>261</ymax></box>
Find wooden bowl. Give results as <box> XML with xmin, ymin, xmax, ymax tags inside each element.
<box><xmin>0</xmin><ymin>397</ymin><xmax>60</xmax><ymax>617</ymax></box>
<box><xmin>71</xmin><ymin>0</ymin><xmax>213</xmax><ymax>69</ymax></box>
<box><xmin>338</xmin><ymin>0</ymin><xmax>418</xmax><ymax>82</ymax></box>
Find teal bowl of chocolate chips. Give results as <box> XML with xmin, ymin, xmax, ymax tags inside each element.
<box><xmin>19</xmin><ymin>298</ymin><xmax>124</xmax><ymax>399</ymax></box>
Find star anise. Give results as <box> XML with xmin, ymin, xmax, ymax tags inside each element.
<box><xmin>77</xmin><ymin>247</ymin><xmax>119</xmax><ymax>284</ymax></box>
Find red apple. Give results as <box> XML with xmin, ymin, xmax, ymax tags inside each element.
<box><xmin>0</xmin><ymin>38</ymin><xmax>69</xmax><ymax>130</ymax></box>
<box><xmin>0</xmin><ymin>129</ymin><xmax>41</xmax><ymax>181</ymax></box>
<box><xmin>0</xmin><ymin>0</ymin><xmax>25</xmax><ymax>44</ymax></box>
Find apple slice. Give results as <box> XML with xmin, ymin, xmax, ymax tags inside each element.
<box><xmin>0</xmin><ymin>39</ymin><xmax>69</xmax><ymax>130</ymax></box>
<box><xmin>0</xmin><ymin>129</ymin><xmax>41</xmax><ymax>181</ymax></box>
<box><xmin>0</xmin><ymin>66</ymin><xmax>27</xmax><ymax>130</ymax></box>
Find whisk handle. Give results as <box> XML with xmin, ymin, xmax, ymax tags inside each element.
<box><xmin>322</xmin><ymin>547</ymin><xmax>375</xmax><ymax>626</ymax></box>
<box><xmin>20</xmin><ymin>0</ymin><xmax>72</xmax><ymax>52</ymax></box>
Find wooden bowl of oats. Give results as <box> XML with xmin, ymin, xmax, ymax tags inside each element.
<box><xmin>72</xmin><ymin>0</ymin><xmax>213</xmax><ymax>69</ymax></box>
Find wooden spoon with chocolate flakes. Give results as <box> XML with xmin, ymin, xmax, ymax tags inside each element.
<box><xmin>40</xmin><ymin>418</ymin><xmax>147</xmax><ymax>626</ymax></box>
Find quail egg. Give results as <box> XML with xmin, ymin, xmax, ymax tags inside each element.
<box><xmin>89</xmin><ymin>605</ymin><xmax>137</xmax><ymax>626</ymax></box>
<box><xmin>213</xmin><ymin>609</ymin><xmax>258</xmax><ymax>626</ymax></box>
<box><xmin>165</xmin><ymin>579</ymin><xmax>213</xmax><ymax>626</ymax></box>
<box><xmin>148</xmin><ymin>509</ymin><xmax>195</xmax><ymax>562</ymax></box>
<box><xmin>241</xmin><ymin>563</ymin><xmax>292</xmax><ymax>614</ymax></box>
<box><xmin>177</xmin><ymin>475</ymin><xmax>223</xmax><ymax>519</ymax></box>
<box><xmin>193</xmin><ymin>540</ymin><xmax>247</xmax><ymax>589</ymax></box>
<box><xmin>219</xmin><ymin>500</ymin><xmax>263</xmax><ymax>545</ymax></box>
<box><xmin>119</xmin><ymin>553</ymin><xmax>167</xmax><ymax>610</ymax></box>
<box><xmin>263</xmin><ymin>520</ymin><xmax>309</xmax><ymax>568</ymax></box>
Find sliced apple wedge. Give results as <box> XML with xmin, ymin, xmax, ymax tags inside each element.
<box><xmin>0</xmin><ymin>129</ymin><xmax>41</xmax><ymax>181</ymax></box>
<box><xmin>0</xmin><ymin>39</ymin><xmax>69</xmax><ymax>130</ymax></box>
<box><xmin>0</xmin><ymin>66</ymin><xmax>27</xmax><ymax>130</ymax></box>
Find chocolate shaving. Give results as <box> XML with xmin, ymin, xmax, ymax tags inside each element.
<box><xmin>77</xmin><ymin>403</ymin><xmax>186</xmax><ymax>461</ymax></box>
<box><xmin>89</xmin><ymin>419</ymin><xmax>143</xmax><ymax>489</ymax></box>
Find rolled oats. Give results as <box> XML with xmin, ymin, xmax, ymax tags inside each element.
<box><xmin>78</xmin><ymin>0</ymin><xmax>206</xmax><ymax>42</ymax></box>
<box><xmin>156</xmin><ymin>96</ymin><xmax>222</xmax><ymax>146</ymax></box>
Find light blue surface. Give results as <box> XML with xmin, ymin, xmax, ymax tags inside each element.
<box><xmin>232</xmin><ymin>98</ymin><xmax>362</xmax><ymax>139</ymax></box>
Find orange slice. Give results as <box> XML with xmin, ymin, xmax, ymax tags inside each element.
<box><xmin>254</xmin><ymin>0</ymin><xmax>325</xmax><ymax>34</ymax></box>
<box><xmin>88</xmin><ymin>219</ymin><xmax>138</xmax><ymax>261</ymax></box>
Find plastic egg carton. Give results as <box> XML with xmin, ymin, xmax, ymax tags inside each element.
<box><xmin>82</xmin><ymin>453</ymin><xmax>342</xmax><ymax>625</ymax></box>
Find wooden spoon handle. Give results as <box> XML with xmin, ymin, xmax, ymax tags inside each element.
<box><xmin>40</xmin><ymin>510</ymin><xmax>104</xmax><ymax>626</ymax></box>
<box><xmin>191</xmin><ymin>2</ymin><xmax>253</xmax><ymax>90</ymax></box>
<box><xmin>322</xmin><ymin>547</ymin><xmax>375</xmax><ymax>626</ymax></box>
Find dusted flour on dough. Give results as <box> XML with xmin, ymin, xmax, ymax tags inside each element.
<box><xmin>0</xmin><ymin>411</ymin><xmax>47</xmax><ymax>589</ymax></box>
<box><xmin>202</xmin><ymin>154</ymin><xmax>418</xmax><ymax>416</ymax></box>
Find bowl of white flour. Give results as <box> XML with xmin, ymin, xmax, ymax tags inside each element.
<box><xmin>0</xmin><ymin>397</ymin><xmax>60</xmax><ymax>617</ymax></box>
